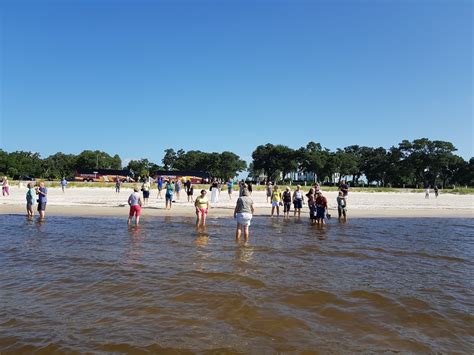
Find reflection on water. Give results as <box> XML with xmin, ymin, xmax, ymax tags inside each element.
<box><xmin>0</xmin><ymin>215</ymin><xmax>473</xmax><ymax>353</ymax></box>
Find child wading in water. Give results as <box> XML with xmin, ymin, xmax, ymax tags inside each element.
<box><xmin>336</xmin><ymin>191</ymin><xmax>347</xmax><ymax>222</ymax></box>
<box><xmin>128</xmin><ymin>187</ymin><xmax>143</xmax><ymax>226</ymax></box>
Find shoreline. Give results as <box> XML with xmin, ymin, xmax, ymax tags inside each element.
<box><xmin>1</xmin><ymin>204</ymin><xmax>472</xmax><ymax>219</ymax></box>
<box><xmin>0</xmin><ymin>187</ymin><xmax>472</xmax><ymax>219</ymax></box>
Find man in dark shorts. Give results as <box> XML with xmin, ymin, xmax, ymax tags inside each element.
<box><xmin>36</xmin><ymin>181</ymin><xmax>48</xmax><ymax>220</ymax></box>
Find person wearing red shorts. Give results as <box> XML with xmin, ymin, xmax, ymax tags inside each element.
<box><xmin>194</xmin><ymin>190</ymin><xmax>209</xmax><ymax>227</ymax></box>
<box><xmin>128</xmin><ymin>187</ymin><xmax>143</xmax><ymax>226</ymax></box>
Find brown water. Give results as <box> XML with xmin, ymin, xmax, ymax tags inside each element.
<box><xmin>1</xmin><ymin>215</ymin><xmax>473</xmax><ymax>353</ymax></box>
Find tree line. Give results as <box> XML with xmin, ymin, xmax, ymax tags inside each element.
<box><xmin>250</xmin><ymin>138</ymin><xmax>473</xmax><ymax>187</ymax></box>
<box><xmin>0</xmin><ymin>138</ymin><xmax>472</xmax><ymax>187</ymax></box>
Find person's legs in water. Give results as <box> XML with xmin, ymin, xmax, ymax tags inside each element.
<box><xmin>235</xmin><ymin>223</ymin><xmax>242</xmax><ymax>240</ymax></box>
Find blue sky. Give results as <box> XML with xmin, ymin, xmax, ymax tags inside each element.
<box><xmin>1</xmin><ymin>0</ymin><xmax>472</xmax><ymax>166</ymax></box>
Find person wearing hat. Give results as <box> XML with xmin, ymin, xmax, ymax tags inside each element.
<box><xmin>128</xmin><ymin>186</ymin><xmax>143</xmax><ymax>226</ymax></box>
<box><xmin>315</xmin><ymin>190</ymin><xmax>328</xmax><ymax>225</ymax></box>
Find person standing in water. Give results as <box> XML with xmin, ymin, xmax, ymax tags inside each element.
<box><xmin>26</xmin><ymin>182</ymin><xmax>36</xmax><ymax>218</ymax></box>
<box><xmin>194</xmin><ymin>190</ymin><xmax>209</xmax><ymax>227</ymax></box>
<box><xmin>336</xmin><ymin>191</ymin><xmax>347</xmax><ymax>222</ymax></box>
<box><xmin>315</xmin><ymin>190</ymin><xmax>328</xmax><ymax>225</ymax></box>
<box><xmin>36</xmin><ymin>181</ymin><xmax>48</xmax><ymax>220</ymax></box>
<box><xmin>306</xmin><ymin>188</ymin><xmax>316</xmax><ymax>224</ymax></box>
<box><xmin>293</xmin><ymin>184</ymin><xmax>304</xmax><ymax>218</ymax></box>
<box><xmin>127</xmin><ymin>186</ymin><xmax>143</xmax><ymax>226</ymax></box>
<box><xmin>234</xmin><ymin>188</ymin><xmax>255</xmax><ymax>242</ymax></box>
<box><xmin>271</xmin><ymin>185</ymin><xmax>281</xmax><ymax>217</ymax></box>
<box><xmin>282</xmin><ymin>186</ymin><xmax>292</xmax><ymax>219</ymax></box>
<box><xmin>165</xmin><ymin>180</ymin><xmax>175</xmax><ymax>210</ymax></box>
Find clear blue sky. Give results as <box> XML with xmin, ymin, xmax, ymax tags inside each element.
<box><xmin>1</xmin><ymin>0</ymin><xmax>472</xmax><ymax>166</ymax></box>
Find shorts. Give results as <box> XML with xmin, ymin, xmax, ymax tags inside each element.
<box><xmin>27</xmin><ymin>202</ymin><xmax>34</xmax><ymax>209</ymax></box>
<box><xmin>271</xmin><ymin>201</ymin><xmax>280</xmax><ymax>207</ymax></box>
<box><xmin>309</xmin><ymin>206</ymin><xmax>316</xmax><ymax>220</ymax></box>
<box><xmin>316</xmin><ymin>206</ymin><xmax>325</xmax><ymax>219</ymax></box>
<box><xmin>166</xmin><ymin>193</ymin><xmax>173</xmax><ymax>201</ymax></box>
<box><xmin>293</xmin><ymin>199</ymin><xmax>302</xmax><ymax>209</ymax></box>
<box><xmin>37</xmin><ymin>202</ymin><xmax>47</xmax><ymax>211</ymax></box>
<box><xmin>143</xmin><ymin>190</ymin><xmax>150</xmax><ymax>198</ymax></box>
<box><xmin>187</xmin><ymin>190</ymin><xmax>193</xmax><ymax>196</ymax></box>
<box><xmin>236</xmin><ymin>212</ymin><xmax>252</xmax><ymax>226</ymax></box>
<box><xmin>283</xmin><ymin>202</ymin><xmax>291</xmax><ymax>212</ymax></box>
<box><xmin>228</xmin><ymin>188</ymin><xmax>232</xmax><ymax>194</ymax></box>
<box><xmin>196</xmin><ymin>208</ymin><xmax>208</xmax><ymax>216</ymax></box>
<box><xmin>338</xmin><ymin>206</ymin><xmax>347</xmax><ymax>216</ymax></box>
<box><xmin>158</xmin><ymin>186</ymin><xmax>163</xmax><ymax>191</ymax></box>
<box><xmin>129</xmin><ymin>205</ymin><xmax>141</xmax><ymax>217</ymax></box>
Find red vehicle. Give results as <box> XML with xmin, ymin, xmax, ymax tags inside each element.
<box><xmin>154</xmin><ymin>170</ymin><xmax>210</xmax><ymax>184</ymax></box>
<box><xmin>75</xmin><ymin>169</ymin><xmax>134</xmax><ymax>183</ymax></box>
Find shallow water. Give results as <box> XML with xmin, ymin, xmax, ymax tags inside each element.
<box><xmin>1</xmin><ymin>215</ymin><xmax>473</xmax><ymax>353</ymax></box>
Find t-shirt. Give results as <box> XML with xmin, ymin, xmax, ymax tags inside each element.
<box><xmin>166</xmin><ymin>183</ymin><xmax>174</xmax><ymax>195</ymax></box>
<box><xmin>26</xmin><ymin>188</ymin><xmax>36</xmax><ymax>204</ymax></box>
<box><xmin>60</xmin><ymin>179</ymin><xmax>67</xmax><ymax>186</ymax></box>
<box><xmin>128</xmin><ymin>192</ymin><xmax>140</xmax><ymax>206</ymax></box>
<box><xmin>271</xmin><ymin>191</ymin><xmax>281</xmax><ymax>202</ymax></box>
<box><xmin>227</xmin><ymin>182</ymin><xmax>233</xmax><ymax>190</ymax></box>
<box><xmin>142</xmin><ymin>182</ymin><xmax>150</xmax><ymax>192</ymax></box>
<box><xmin>157</xmin><ymin>179</ymin><xmax>163</xmax><ymax>188</ymax></box>
<box><xmin>195</xmin><ymin>196</ymin><xmax>209</xmax><ymax>209</ymax></box>
<box><xmin>236</xmin><ymin>196</ymin><xmax>253</xmax><ymax>214</ymax></box>
<box><xmin>38</xmin><ymin>187</ymin><xmax>48</xmax><ymax>203</ymax></box>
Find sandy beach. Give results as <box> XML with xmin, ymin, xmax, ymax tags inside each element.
<box><xmin>0</xmin><ymin>186</ymin><xmax>472</xmax><ymax>218</ymax></box>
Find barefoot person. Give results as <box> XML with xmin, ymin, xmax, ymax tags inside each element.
<box><xmin>266</xmin><ymin>182</ymin><xmax>273</xmax><ymax>203</ymax></box>
<box><xmin>271</xmin><ymin>185</ymin><xmax>281</xmax><ymax>217</ymax></box>
<box><xmin>127</xmin><ymin>186</ymin><xmax>143</xmax><ymax>226</ymax></box>
<box><xmin>337</xmin><ymin>191</ymin><xmax>347</xmax><ymax>221</ymax></box>
<box><xmin>165</xmin><ymin>180</ymin><xmax>175</xmax><ymax>210</ymax></box>
<box><xmin>60</xmin><ymin>177</ymin><xmax>68</xmax><ymax>193</ymax></box>
<box><xmin>227</xmin><ymin>179</ymin><xmax>233</xmax><ymax>200</ymax></box>
<box><xmin>194</xmin><ymin>190</ymin><xmax>209</xmax><ymax>227</ymax></box>
<box><xmin>2</xmin><ymin>177</ymin><xmax>9</xmax><ymax>196</ymax></box>
<box><xmin>35</xmin><ymin>181</ymin><xmax>48</xmax><ymax>220</ymax></box>
<box><xmin>141</xmin><ymin>179</ymin><xmax>151</xmax><ymax>206</ymax></box>
<box><xmin>115</xmin><ymin>177</ymin><xmax>122</xmax><ymax>193</ymax></box>
<box><xmin>306</xmin><ymin>188</ymin><xmax>316</xmax><ymax>224</ymax></box>
<box><xmin>282</xmin><ymin>186</ymin><xmax>292</xmax><ymax>218</ymax></box>
<box><xmin>26</xmin><ymin>182</ymin><xmax>36</xmax><ymax>218</ymax></box>
<box><xmin>187</xmin><ymin>181</ymin><xmax>194</xmax><ymax>202</ymax></box>
<box><xmin>234</xmin><ymin>188</ymin><xmax>255</xmax><ymax>242</ymax></box>
<box><xmin>315</xmin><ymin>190</ymin><xmax>328</xmax><ymax>225</ymax></box>
<box><xmin>157</xmin><ymin>177</ymin><xmax>163</xmax><ymax>199</ymax></box>
<box><xmin>293</xmin><ymin>184</ymin><xmax>304</xmax><ymax>218</ymax></box>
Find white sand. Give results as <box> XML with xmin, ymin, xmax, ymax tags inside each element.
<box><xmin>0</xmin><ymin>186</ymin><xmax>473</xmax><ymax>218</ymax></box>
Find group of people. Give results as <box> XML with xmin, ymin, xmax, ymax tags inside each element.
<box><xmin>24</xmin><ymin>181</ymin><xmax>48</xmax><ymax>220</ymax></box>
<box><xmin>265</xmin><ymin>181</ymin><xmax>349</xmax><ymax>224</ymax></box>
